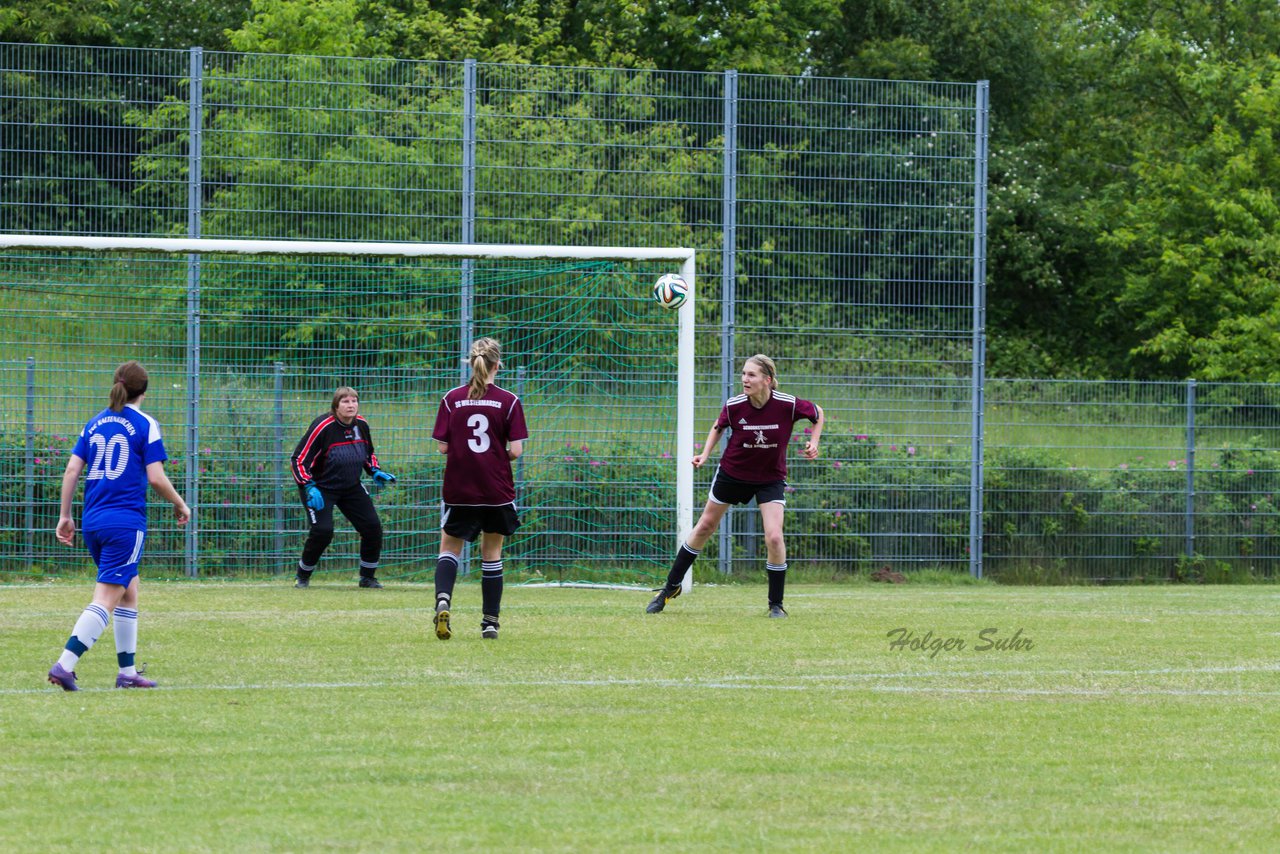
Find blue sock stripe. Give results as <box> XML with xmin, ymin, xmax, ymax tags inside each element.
<box><xmin>113</xmin><ymin>608</ymin><xmax>138</xmax><ymax>620</ymax></box>
<box><xmin>86</xmin><ymin>604</ymin><xmax>110</xmax><ymax>626</ymax></box>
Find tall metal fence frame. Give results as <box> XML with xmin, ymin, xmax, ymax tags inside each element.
<box><xmin>3</xmin><ymin>44</ymin><xmax>1276</xmax><ymax>582</ymax></box>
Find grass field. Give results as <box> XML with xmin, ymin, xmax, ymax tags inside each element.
<box><xmin>2</xmin><ymin>581</ymin><xmax>1279</xmax><ymax>851</ymax></box>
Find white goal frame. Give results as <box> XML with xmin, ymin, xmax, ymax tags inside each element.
<box><xmin>1</xmin><ymin>235</ymin><xmax>698</xmax><ymax>589</ymax></box>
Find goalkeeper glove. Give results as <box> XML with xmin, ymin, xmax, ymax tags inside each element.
<box><xmin>305</xmin><ymin>483</ymin><xmax>324</xmax><ymax>510</ymax></box>
<box><xmin>371</xmin><ymin>468</ymin><xmax>397</xmax><ymax>485</ymax></box>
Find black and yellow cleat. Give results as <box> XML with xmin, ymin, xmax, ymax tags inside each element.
<box><xmin>434</xmin><ymin>606</ymin><xmax>452</xmax><ymax>640</ymax></box>
<box><xmin>645</xmin><ymin>585</ymin><xmax>681</xmax><ymax>614</ymax></box>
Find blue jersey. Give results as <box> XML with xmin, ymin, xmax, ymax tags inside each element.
<box><xmin>71</xmin><ymin>404</ymin><xmax>169</xmax><ymax>532</ymax></box>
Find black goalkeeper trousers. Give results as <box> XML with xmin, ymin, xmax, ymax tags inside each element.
<box><xmin>298</xmin><ymin>484</ymin><xmax>383</xmax><ymax>568</ymax></box>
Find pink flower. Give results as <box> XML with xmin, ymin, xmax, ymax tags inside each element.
<box><xmin>855</xmin><ymin>434</ymin><xmax>868</xmax><ymax>441</ymax></box>
<box><xmin>201</xmin><ymin>447</ymin><xmax>212</xmax><ymax>455</ymax></box>
<box><xmin>833</xmin><ymin>461</ymin><xmax>842</xmax><ymax>469</ymax></box>
<box><xmin>889</xmin><ymin>444</ymin><xmax>898</xmax><ymax>452</ymax></box>
<box><xmin>660</xmin><ymin>452</ymin><xmax>672</xmax><ymax>459</ymax></box>
<box><xmin>907</xmin><ymin>446</ymin><xmax>916</xmax><ymax>456</ymax></box>
<box><xmin>1247</xmin><ymin>469</ymin><xmax>1255</xmax><ymax>475</ymax></box>
<box><xmin>1120</xmin><ymin>464</ymin><xmax>1128</xmax><ymax>470</ymax></box>
<box><xmin>1168</xmin><ymin>460</ymin><xmax>1177</xmax><ymax>468</ymax></box>
<box><xmin>804</xmin><ymin>427</ymin><xmax>812</xmax><ymax>434</ymax></box>
<box><xmin>581</xmin><ymin>445</ymin><xmax>589</xmax><ymax>452</ymax></box>
<box><xmin>830</xmin><ymin>522</ymin><xmax>837</xmax><ymax>528</ymax></box>
<box><xmin>835</xmin><ymin>511</ymin><xmax>843</xmax><ymax>518</ymax></box>
<box><xmin>784</xmin><ymin>486</ymin><xmax>796</xmax><ymax>494</ymax></box>
<box><xmin>590</xmin><ymin>460</ymin><xmax>603</xmax><ymax>466</ymax></box>
<box><xmin>34</xmin><ymin>457</ymin><xmax>43</xmax><ymax>465</ymax></box>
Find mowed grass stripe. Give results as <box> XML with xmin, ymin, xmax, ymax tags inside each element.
<box><xmin>2</xmin><ymin>583</ymin><xmax>1278</xmax><ymax>851</ymax></box>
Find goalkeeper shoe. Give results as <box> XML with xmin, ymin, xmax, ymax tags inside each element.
<box><xmin>116</xmin><ymin>667</ymin><xmax>157</xmax><ymax>689</ymax></box>
<box><xmin>433</xmin><ymin>605</ymin><xmax>452</xmax><ymax>641</ymax></box>
<box><xmin>47</xmin><ymin>662</ymin><xmax>79</xmax><ymax>692</ymax></box>
<box><xmin>294</xmin><ymin>572</ymin><xmax>311</xmax><ymax>589</ymax></box>
<box><xmin>645</xmin><ymin>585</ymin><xmax>681</xmax><ymax>614</ymax></box>
<box><xmin>768</xmin><ymin>604</ymin><xmax>788</xmax><ymax>619</ymax></box>
<box><xmin>481</xmin><ymin>620</ymin><xmax>499</xmax><ymax>640</ymax></box>
<box><xmin>358</xmin><ymin>575</ymin><xmax>383</xmax><ymax>589</ymax></box>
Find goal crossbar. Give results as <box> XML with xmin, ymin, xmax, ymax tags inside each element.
<box><xmin>2</xmin><ymin>234</ymin><xmax>697</xmax><ymax>585</ymax></box>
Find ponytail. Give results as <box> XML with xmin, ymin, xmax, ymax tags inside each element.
<box><xmin>108</xmin><ymin>361</ymin><xmax>149</xmax><ymax>412</ymax></box>
<box><xmin>467</xmin><ymin>337</ymin><xmax>502</xmax><ymax>400</ymax></box>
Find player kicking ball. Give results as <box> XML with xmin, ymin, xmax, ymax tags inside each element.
<box><xmin>647</xmin><ymin>354</ymin><xmax>823</xmax><ymax>618</ymax></box>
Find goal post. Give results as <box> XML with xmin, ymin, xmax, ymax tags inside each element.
<box><xmin>0</xmin><ymin>235</ymin><xmax>696</xmax><ymax>588</ymax></box>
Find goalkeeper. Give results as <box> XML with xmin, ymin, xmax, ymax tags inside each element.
<box><xmin>290</xmin><ymin>386</ymin><xmax>396</xmax><ymax>588</ymax></box>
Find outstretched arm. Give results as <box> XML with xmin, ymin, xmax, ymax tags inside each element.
<box><xmin>146</xmin><ymin>461</ymin><xmax>191</xmax><ymax>525</ymax></box>
<box><xmin>55</xmin><ymin>455</ymin><xmax>86</xmax><ymax>545</ymax></box>
<box><xmin>692</xmin><ymin>425</ymin><xmax>725</xmax><ymax>469</ymax></box>
<box><xmin>802</xmin><ymin>405</ymin><xmax>825</xmax><ymax>460</ymax></box>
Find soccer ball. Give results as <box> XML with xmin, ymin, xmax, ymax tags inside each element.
<box><xmin>652</xmin><ymin>273</ymin><xmax>689</xmax><ymax>310</ymax></box>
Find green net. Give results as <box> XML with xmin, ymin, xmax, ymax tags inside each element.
<box><xmin>0</xmin><ymin>250</ymin><xmax>687</xmax><ymax>585</ymax></box>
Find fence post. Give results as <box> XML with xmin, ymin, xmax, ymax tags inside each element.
<box><xmin>1185</xmin><ymin>378</ymin><xmax>1196</xmax><ymax>561</ymax></box>
<box><xmin>457</xmin><ymin>58</ymin><xmax>478</xmax><ymax>576</ymax></box>
<box><xmin>24</xmin><ymin>356</ymin><xmax>35</xmax><ymax>570</ymax></box>
<box><xmin>718</xmin><ymin>69</ymin><xmax>738</xmax><ymax>575</ymax></box>
<box><xmin>968</xmin><ymin>81</ymin><xmax>990</xmax><ymax>579</ymax></box>
<box><xmin>459</xmin><ymin>58</ymin><xmax>477</xmax><ymax>378</ymax></box>
<box><xmin>273</xmin><ymin>362</ymin><xmax>286</xmax><ymax>573</ymax></box>
<box><xmin>184</xmin><ymin>46</ymin><xmax>204</xmax><ymax>578</ymax></box>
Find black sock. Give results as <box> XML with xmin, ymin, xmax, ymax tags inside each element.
<box><xmin>767</xmin><ymin>562</ymin><xmax>787</xmax><ymax>607</ymax></box>
<box><xmin>666</xmin><ymin>543</ymin><xmax>699</xmax><ymax>589</ymax></box>
<box><xmin>481</xmin><ymin>560</ymin><xmax>503</xmax><ymax>618</ymax></box>
<box><xmin>435</xmin><ymin>553</ymin><xmax>459</xmax><ymax>605</ymax></box>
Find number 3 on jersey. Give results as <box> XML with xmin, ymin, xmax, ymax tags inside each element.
<box><xmin>467</xmin><ymin>413</ymin><xmax>491</xmax><ymax>452</ymax></box>
<box><xmin>86</xmin><ymin>433</ymin><xmax>130</xmax><ymax>480</ymax></box>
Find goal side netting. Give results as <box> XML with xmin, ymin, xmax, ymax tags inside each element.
<box><xmin>0</xmin><ymin>236</ymin><xmax>695</xmax><ymax>588</ymax></box>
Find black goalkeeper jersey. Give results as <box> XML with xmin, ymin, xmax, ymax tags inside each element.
<box><xmin>290</xmin><ymin>414</ymin><xmax>382</xmax><ymax>493</ymax></box>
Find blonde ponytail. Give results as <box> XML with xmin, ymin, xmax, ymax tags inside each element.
<box><xmin>467</xmin><ymin>337</ymin><xmax>502</xmax><ymax>400</ymax></box>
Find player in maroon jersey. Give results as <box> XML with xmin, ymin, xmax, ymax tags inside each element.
<box><xmin>647</xmin><ymin>354</ymin><xmax>824</xmax><ymax>618</ymax></box>
<box><xmin>431</xmin><ymin>337</ymin><xmax>528</xmax><ymax>640</ymax></box>
<box><xmin>290</xmin><ymin>386</ymin><xmax>396</xmax><ymax>589</ymax></box>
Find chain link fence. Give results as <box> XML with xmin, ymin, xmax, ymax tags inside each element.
<box><xmin>4</xmin><ymin>43</ymin><xmax>1273</xmax><ymax>582</ymax></box>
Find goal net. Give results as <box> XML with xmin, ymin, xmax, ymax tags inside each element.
<box><xmin>0</xmin><ymin>236</ymin><xmax>695</xmax><ymax>588</ymax></box>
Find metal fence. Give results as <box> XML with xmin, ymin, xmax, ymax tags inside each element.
<box><xmin>4</xmin><ymin>42</ymin><xmax>1272</xmax><ymax>582</ymax></box>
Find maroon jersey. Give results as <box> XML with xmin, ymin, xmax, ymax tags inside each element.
<box><xmin>432</xmin><ymin>383</ymin><xmax>529</xmax><ymax>505</ymax></box>
<box><xmin>714</xmin><ymin>391</ymin><xmax>819</xmax><ymax>483</ymax></box>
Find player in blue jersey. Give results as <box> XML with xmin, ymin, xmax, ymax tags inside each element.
<box><xmin>48</xmin><ymin>361</ymin><xmax>191</xmax><ymax>691</ymax></box>
<box><xmin>646</xmin><ymin>354</ymin><xmax>824</xmax><ymax>618</ymax></box>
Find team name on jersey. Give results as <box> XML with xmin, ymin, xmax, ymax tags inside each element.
<box><xmin>89</xmin><ymin>415</ymin><xmax>138</xmax><ymax>435</ymax></box>
<box><xmin>451</xmin><ymin>399</ymin><xmax>504</xmax><ymax>409</ymax></box>
<box><xmin>740</xmin><ymin>423</ymin><xmax>779</xmax><ymax>431</ymax></box>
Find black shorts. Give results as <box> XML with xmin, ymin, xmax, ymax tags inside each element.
<box><xmin>441</xmin><ymin>502</ymin><xmax>521</xmax><ymax>541</ymax></box>
<box><xmin>708</xmin><ymin>469</ymin><xmax>787</xmax><ymax>506</ymax></box>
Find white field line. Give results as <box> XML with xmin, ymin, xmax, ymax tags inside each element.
<box><xmin>6</xmin><ymin>665</ymin><xmax>1279</xmax><ymax>697</ymax></box>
